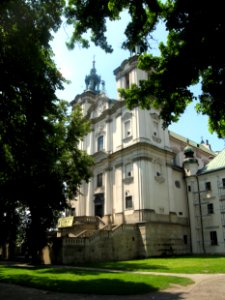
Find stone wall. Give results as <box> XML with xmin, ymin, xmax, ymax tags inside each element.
<box><xmin>61</xmin><ymin>224</ymin><xmax>139</xmax><ymax>264</ymax></box>
<box><xmin>58</xmin><ymin>221</ymin><xmax>191</xmax><ymax>264</ymax></box>
<box><xmin>137</xmin><ymin>222</ymin><xmax>191</xmax><ymax>257</ymax></box>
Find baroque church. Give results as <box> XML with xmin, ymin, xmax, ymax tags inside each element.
<box><xmin>57</xmin><ymin>54</ymin><xmax>225</xmax><ymax>264</ymax></box>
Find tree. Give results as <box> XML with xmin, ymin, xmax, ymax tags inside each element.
<box><xmin>0</xmin><ymin>0</ymin><xmax>93</xmax><ymax>262</ymax></box>
<box><xmin>65</xmin><ymin>0</ymin><xmax>225</xmax><ymax>137</ymax></box>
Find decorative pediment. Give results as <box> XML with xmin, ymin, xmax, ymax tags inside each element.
<box><xmin>154</xmin><ymin>175</ymin><xmax>165</xmax><ymax>183</ymax></box>
<box><xmin>93</xmin><ymin>151</ymin><xmax>108</xmax><ymax>163</ymax></box>
<box><xmin>87</xmin><ymin>97</ymin><xmax>108</xmax><ymax>116</ymax></box>
<box><xmin>153</xmin><ymin>158</ymin><xmax>163</xmax><ymax>165</ymax></box>
<box><xmin>152</xmin><ymin>135</ymin><xmax>162</xmax><ymax>143</ymax></box>
<box><xmin>94</xmin><ymin>186</ymin><xmax>104</xmax><ymax>194</ymax></box>
<box><xmin>123</xmin><ymin>176</ymin><xmax>134</xmax><ymax>184</ymax></box>
<box><xmin>150</xmin><ymin>112</ymin><xmax>160</xmax><ymax>121</ymax></box>
<box><xmin>95</xmin><ymin>122</ymin><xmax>105</xmax><ymax>135</ymax></box>
<box><xmin>122</xmin><ymin>111</ymin><xmax>132</xmax><ymax>121</ymax></box>
<box><xmin>96</xmin><ymin>100</ymin><xmax>106</xmax><ymax>115</ymax></box>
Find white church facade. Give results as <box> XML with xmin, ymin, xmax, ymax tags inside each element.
<box><xmin>58</xmin><ymin>54</ymin><xmax>225</xmax><ymax>262</ymax></box>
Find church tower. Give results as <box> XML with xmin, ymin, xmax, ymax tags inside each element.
<box><xmin>183</xmin><ymin>145</ymin><xmax>199</xmax><ymax>177</ymax></box>
<box><xmin>84</xmin><ymin>58</ymin><xmax>101</xmax><ymax>94</ymax></box>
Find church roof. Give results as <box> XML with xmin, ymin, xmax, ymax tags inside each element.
<box><xmin>169</xmin><ymin>131</ymin><xmax>215</xmax><ymax>155</ymax></box>
<box><xmin>198</xmin><ymin>148</ymin><xmax>225</xmax><ymax>174</ymax></box>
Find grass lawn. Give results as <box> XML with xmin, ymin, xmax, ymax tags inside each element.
<box><xmin>0</xmin><ymin>264</ymin><xmax>192</xmax><ymax>295</ymax></box>
<box><xmin>87</xmin><ymin>255</ymin><xmax>225</xmax><ymax>274</ymax></box>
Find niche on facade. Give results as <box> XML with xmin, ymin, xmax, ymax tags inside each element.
<box><xmin>154</xmin><ymin>159</ymin><xmax>165</xmax><ymax>183</ymax></box>
<box><xmin>122</xmin><ymin>111</ymin><xmax>133</xmax><ymax>142</ymax></box>
<box><xmin>123</xmin><ymin>162</ymin><xmax>134</xmax><ymax>184</ymax></box>
<box><xmin>175</xmin><ymin>180</ymin><xmax>181</xmax><ymax>188</ymax></box>
<box><xmin>150</xmin><ymin>113</ymin><xmax>162</xmax><ymax>143</ymax></box>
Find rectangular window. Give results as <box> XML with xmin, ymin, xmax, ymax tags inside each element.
<box><xmin>210</xmin><ymin>231</ymin><xmax>218</xmax><ymax>246</ymax></box>
<box><xmin>183</xmin><ymin>235</ymin><xmax>188</xmax><ymax>245</ymax></box>
<box><xmin>175</xmin><ymin>180</ymin><xmax>181</xmax><ymax>188</ymax></box>
<box><xmin>222</xmin><ymin>178</ymin><xmax>225</xmax><ymax>188</ymax></box>
<box><xmin>205</xmin><ymin>181</ymin><xmax>211</xmax><ymax>191</ymax></box>
<box><xmin>97</xmin><ymin>135</ymin><xmax>104</xmax><ymax>151</ymax></box>
<box><xmin>125</xmin><ymin>73</ymin><xmax>130</xmax><ymax>88</ymax></box>
<box><xmin>125</xmin><ymin>196</ymin><xmax>133</xmax><ymax>209</ymax></box>
<box><xmin>97</xmin><ymin>173</ymin><xmax>103</xmax><ymax>187</ymax></box>
<box><xmin>188</xmin><ymin>185</ymin><xmax>191</xmax><ymax>192</ymax></box>
<box><xmin>207</xmin><ymin>203</ymin><xmax>214</xmax><ymax>214</ymax></box>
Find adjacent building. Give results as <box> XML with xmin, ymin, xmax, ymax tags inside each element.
<box><xmin>184</xmin><ymin>147</ymin><xmax>225</xmax><ymax>253</ymax></box>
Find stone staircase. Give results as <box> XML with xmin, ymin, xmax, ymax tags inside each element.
<box><xmin>57</xmin><ymin>216</ymin><xmax>106</xmax><ymax>238</ymax></box>
<box><xmin>55</xmin><ymin>216</ymin><xmax>139</xmax><ymax>264</ymax></box>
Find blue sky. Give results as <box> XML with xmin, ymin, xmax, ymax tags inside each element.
<box><xmin>50</xmin><ymin>13</ymin><xmax>224</xmax><ymax>152</ymax></box>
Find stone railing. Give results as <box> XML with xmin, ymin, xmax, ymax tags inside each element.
<box><xmin>74</xmin><ymin>216</ymin><xmax>105</xmax><ymax>227</ymax></box>
<box><xmin>62</xmin><ymin>223</ymin><xmax>137</xmax><ymax>246</ymax></box>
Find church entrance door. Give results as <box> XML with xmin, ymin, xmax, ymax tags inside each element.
<box><xmin>94</xmin><ymin>193</ymin><xmax>104</xmax><ymax>218</ymax></box>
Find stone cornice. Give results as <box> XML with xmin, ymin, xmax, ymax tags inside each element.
<box><xmin>93</xmin><ymin>142</ymin><xmax>174</xmax><ymax>167</ymax></box>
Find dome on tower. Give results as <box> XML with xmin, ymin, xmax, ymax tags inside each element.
<box><xmin>183</xmin><ymin>145</ymin><xmax>198</xmax><ymax>167</ymax></box>
<box><xmin>184</xmin><ymin>145</ymin><xmax>194</xmax><ymax>157</ymax></box>
<box><xmin>85</xmin><ymin>59</ymin><xmax>101</xmax><ymax>94</ymax></box>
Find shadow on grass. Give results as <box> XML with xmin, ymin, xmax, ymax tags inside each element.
<box><xmin>0</xmin><ymin>281</ymin><xmax>187</xmax><ymax>300</ymax></box>
<box><xmin>0</xmin><ymin>265</ymin><xmax>193</xmax><ymax>295</ymax></box>
<box><xmin>0</xmin><ymin>272</ymin><xmax>158</xmax><ymax>295</ymax></box>
<box><xmin>0</xmin><ymin>261</ymin><xmax>169</xmax><ymax>273</ymax></box>
<box><xmin>86</xmin><ymin>261</ymin><xmax>170</xmax><ymax>272</ymax></box>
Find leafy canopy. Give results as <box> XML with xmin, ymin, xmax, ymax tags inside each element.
<box><xmin>0</xmin><ymin>0</ymin><xmax>93</xmax><ymax>260</ymax></box>
<box><xmin>65</xmin><ymin>0</ymin><xmax>225</xmax><ymax>137</ymax></box>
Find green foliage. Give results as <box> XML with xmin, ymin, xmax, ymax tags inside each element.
<box><xmin>64</xmin><ymin>0</ymin><xmax>225</xmax><ymax>137</ymax></box>
<box><xmin>0</xmin><ymin>265</ymin><xmax>192</xmax><ymax>294</ymax></box>
<box><xmin>65</xmin><ymin>0</ymin><xmax>160</xmax><ymax>52</ymax></box>
<box><xmin>0</xmin><ymin>0</ymin><xmax>93</xmax><ymax>261</ymax></box>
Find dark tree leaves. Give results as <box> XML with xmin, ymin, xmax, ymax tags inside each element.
<box><xmin>65</xmin><ymin>0</ymin><xmax>225</xmax><ymax>137</ymax></box>
<box><xmin>0</xmin><ymin>0</ymin><xmax>93</xmax><ymax>261</ymax></box>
